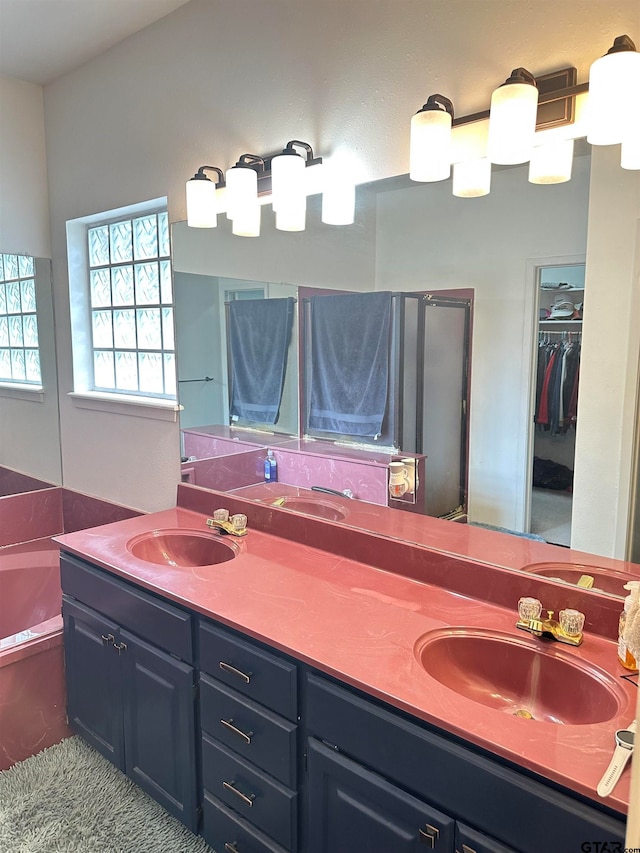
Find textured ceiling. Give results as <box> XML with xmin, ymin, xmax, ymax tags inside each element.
<box><xmin>0</xmin><ymin>0</ymin><xmax>191</xmax><ymax>85</ymax></box>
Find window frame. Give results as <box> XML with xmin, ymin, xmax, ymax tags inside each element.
<box><xmin>67</xmin><ymin>198</ymin><xmax>181</xmax><ymax>421</ymax></box>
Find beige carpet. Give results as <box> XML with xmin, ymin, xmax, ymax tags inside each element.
<box><xmin>530</xmin><ymin>487</ymin><xmax>572</xmax><ymax>546</ymax></box>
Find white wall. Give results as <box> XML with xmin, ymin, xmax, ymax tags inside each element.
<box><xmin>34</xmin><ymin>0</ymin><xmax>640</xmax><ymax>515</ymax></box>
<box><xmin>375</xmin><ymin>157</ymin><xmax>590</xmax><ymax>530</ymax></box>
<box><xmin>0</xmin><ymin>75</ymin><xmax>50</xmax><ymax>257</ymax></box>
<box><xmin>573</xmin><ymin>147</ymin><xmax>640</xmax><ymax>558</ymax></box>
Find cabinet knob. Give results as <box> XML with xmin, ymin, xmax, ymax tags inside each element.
<box><xmin>101</xmin><ymin>633</ymin><xmax>114</xmax><ymax>646</ymax></box>
<box><xmin>219</xmin><ymin>661</ymin><xmax>251</xmax><ymax>683</ymax></box>
<box><xmin>419</xmin><ymin>825</ymin><xmax>440</xmax><ymax>847</ymax></box>
<box><xmin>222</xmin><ymin>780</ymin><xmax>255</xmax><ymax>808</ymax></box>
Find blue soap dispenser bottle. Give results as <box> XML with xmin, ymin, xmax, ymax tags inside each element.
<box><xmin>264</xmin><ymin>449</ymin><xmax>278</xmax><ymax>483</ymax></box>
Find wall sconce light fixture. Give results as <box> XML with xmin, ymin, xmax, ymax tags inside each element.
<box><xmin>409</xmin><ymin>34</ymin><xmax>639</xmax><ymax>199</ymax></box>
<box><xmin>186</xmin><ymin>140</ymin><xmax>355</xmax><ymax>236</ymax></box>
<box><xmin>409</xmin><ymin>94</ymin><xmax>454</xmax><ymax>182</ymax></box>
<box><xmin>587</xmin><ymin>34</ymin><xmax>640</xmax><ymax>147</ymax></box>
<box><xmin>487</xmin><ymin>68</ymin><xmax>539</xmax><ymax>166</ymax></box>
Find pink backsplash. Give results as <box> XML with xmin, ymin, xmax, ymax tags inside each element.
<box><xmin>181</xmin><ymin>449</ymin><xmax>266</xmax><ymax>491</ymax></box>
<box><xmin>177</xmin><ymin>483</ymin><xmax>623</xmax><ymax>641</ymax></box>
<box><xmin>182</xmin><ymin>433</ymin><xmax>261</xmax><ymax>459</ymax></box>
<box><xmin>267</xmin><ymin>448</ymin><xmax>388</xmax><ymax>505</ymax></box>
<box><xmin>0</xmin><ymin>466</ymin><xmax>55</xmax><ymax>497</ymax></box>
<box><xmin>0</xmin><ymin>488</ymin><xmax>63</xmax><ymax>547</ymax></box>
<box><xmin>61</xmin><ymin>489</ymin><xmax>141</xmax><ymax>533</ymax></box>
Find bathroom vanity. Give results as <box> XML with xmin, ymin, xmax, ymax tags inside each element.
<box><xmin>55</xmin><ymin>494</ymin><xmax>634</xmax><ymax>853</ymax></box>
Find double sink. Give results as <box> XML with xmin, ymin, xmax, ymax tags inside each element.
<box><xmin>125</xmin><ymin>526</ymin><xmax>628</xmax><ymax>730</ymax></box>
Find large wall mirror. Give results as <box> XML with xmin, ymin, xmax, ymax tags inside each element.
<box><xmin>170</xmin><ymin>146</ymin><xmax>640</xmax><ymax>583</ymax></box>
<box><xmin>0</xmin><ymin>256</ymin><xmax>62</xmax><ymax>488</ymax></box>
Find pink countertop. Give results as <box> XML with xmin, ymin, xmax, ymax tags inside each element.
<box><xmin>54</xmin><ymin>505</ymin><xmax>637</xmax><ymax>817</ymax></box>
<box><xmin>231</xmin><ymin>482</ymin><xmax>640</xmax><ymax>594</ymax></box>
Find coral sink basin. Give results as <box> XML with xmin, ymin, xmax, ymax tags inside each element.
<box><xmin>414</xmin><ymin>628</ymin><xmax>626</xmax><ymax>725</ymax></box>
<box><xmin>127</xmin><ymin>529</ymin><xmax>237</xmax><ymax>568</ymax></box>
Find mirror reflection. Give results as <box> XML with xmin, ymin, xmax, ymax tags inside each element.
<box><xmin>0</xmin><ymin>256</ymin><xmax>62</xmax><ymax>487</ymax></box>
<box><xmin>171</xmin><ymin>150</ymin><xmax>640</xmax><ymax>597</ymax></box>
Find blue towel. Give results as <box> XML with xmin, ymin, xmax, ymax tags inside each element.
<box><xmin>308</xmin><ymin>291</ymin><xmax>392</xmax><ymax>437</ymax></box>
<box><xmin>229</xmin><ymin>297</ymin><xmax>294</xmax><ymax>424</ymax></box>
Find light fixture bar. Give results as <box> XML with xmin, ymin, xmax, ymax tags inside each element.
<box><xmin>452</xmin><ymin>74</ymin><xmax>587</xmax><ymax>129</ymax></box>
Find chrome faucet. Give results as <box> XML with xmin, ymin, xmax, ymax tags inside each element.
<box><xmin>516</xmin><ymin>609</ymin><xmax>584</xmax><ymax>646</ymax></box>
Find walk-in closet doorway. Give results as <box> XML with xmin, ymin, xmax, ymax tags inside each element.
<box><xmin>526</xmin><ymin>258</ymin><xmax>586</xmax><ymax>546</ymax></box>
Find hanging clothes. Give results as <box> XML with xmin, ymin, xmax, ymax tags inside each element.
<box><xmin>535</xmin><ymin>334</ymin><xmax>581</xmax><ymax>435</ymax></box>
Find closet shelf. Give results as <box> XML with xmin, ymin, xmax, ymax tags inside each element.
<box><xmin>539</xmin><ymin>319</ymin><xmax>582</xmax><ymax>325</ymax></box>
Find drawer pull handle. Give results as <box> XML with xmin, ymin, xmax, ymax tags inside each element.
<box><xmin>222</xmin><ymin>780</ymin><xmax>255</xmax><ymax>808</ymax></box>
<box><xmin>220</xmin><ymin>718</ymin><xmax>253</xmax><ymax>744</ymax></box>
<box><xmin>419</xmin><ymin>825</ymin><xmax>439</xmax><ymax>847</ymax></box>
<box><xmin>219</xmin><ymin>661</ymin><xmax>251</xmax><ymax>683</ymax></box>
<box><xmin>459</xmin><ymin>846</ymin><xmax>476</xmax><ymax>853</ymax></box>
<box><xmin>224</xmin><ymin>844</ymin><xmax>240</xmax><ymax>853</ymax></box>
<box><xmin>101</xmin><ymin>633</ymin><xmax>114</xmax><ymax>646</ymax></box>
<box><xmin>113</xmin><ymin>641</ymin><xmax>127</xmax><ymax>654</ymax></box>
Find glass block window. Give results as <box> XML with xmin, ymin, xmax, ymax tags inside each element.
<box><xmin>87</xmin><ymin>211</ymin><xmax>176</xmax><ymax>398</ymax></box>
<box><xmin>0</xmin><ymin>254</ymin><xmax>41</xmax><ymax>384</ymax></box>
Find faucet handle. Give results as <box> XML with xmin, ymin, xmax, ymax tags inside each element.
<box><xmin>518</xmin><ymin>597</ymin><xmax>542</xmax><ymax>621</ymax></box>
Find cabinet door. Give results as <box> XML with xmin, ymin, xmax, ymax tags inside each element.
<box><xmin>62</xmin><ymin>596</ymin><xmax>124</xmax><ymax>769</ymax></box>
<box><xmin>455</xmin><ymin>824</ymin><xmax>517</xmax><ymax>853</ymax></box>
<box><xmin>120</xmin><ymin>629</ymin><xmax>198</xmax><ymax>831</ymax></box>
<box><xmin>307</xmin><ymin>738</ymin><xmax>454</xmax><ymax>853</ymax></box>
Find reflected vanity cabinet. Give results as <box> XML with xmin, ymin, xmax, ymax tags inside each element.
<box><xmin>60</xmin><ymin>553</ymin><xmax>199</xmax><ymax>831</ymax></box>
<box><xmin>60</xmin><ymin>554</ymin><xmax>626</xmax><ymax>853</ymax></box>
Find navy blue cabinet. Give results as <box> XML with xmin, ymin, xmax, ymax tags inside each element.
<box><xmin>61</xmin><ymin>555</ymin><xmax>198</xmax><ymax>832</ymax></box>
<box><xmin>60</xmin><ymin>551</ymin><xmax>627</xmax><ymax>853</ymax></box>
<box><xmin>307</xmin><ymin>737</ymin><xmax>455</xmax><ymax>853</ymax></box>
<box><xmin>198</xmin><ymin>618</ymin><xmax>299</xmax><ymax>853</ymax></box>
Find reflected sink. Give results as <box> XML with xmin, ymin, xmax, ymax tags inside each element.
<box><xmin>127</xmin><ymin>529</ymin><xmax>237</xmax><ymax>568</ymax></box>
<box><xmin>414</xmin><ymin>628</ymin><xmax>626</xmax><ymax>724</ymax></box>
<box><xmin>272</xmin><ymin>497</ymin><xmax>347</xmax><ymax>522</ymax></box>
<box><xmin>521</xmin><ymin>562</ymin><xmax>640</xmax><ymax>597</ymax></box>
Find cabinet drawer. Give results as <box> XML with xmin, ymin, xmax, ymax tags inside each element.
<box><xmin>199</xmin><ymin>620</ymin><xmax>297</xmax><ymax>721</ymax></box>
<box><xmin>202</xmin><ymin>793</ymin><xmax>290</xmax><ymax>853</ymax></box>
<box><xmin>202</xmin><ymin>734</ymin><xmax>297</xmax><ymax>851</ymax></box>
<box><xmin>305</xmin><ymin>674</ymin><xmax>626</xmax><ymax>853</ymax></box>
<box><xmin>61</xmin><ymin>553</ymin><xmax>193</xmax><ymax>663</ymax></box>
<box><xmin>201</xmin><ymin>675</ymin><xmax>297</xmax><ymax>788</ymax></box>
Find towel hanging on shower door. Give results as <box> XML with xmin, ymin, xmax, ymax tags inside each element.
<box><xmin>308</xmin><ymin>291</ymin><xmax>392</xmax><ymax>437</ymax></box>
<box><xmin>228</xmin><ymin>297</ymin><xmax>294</xmax><ymax>424</ymax></box>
